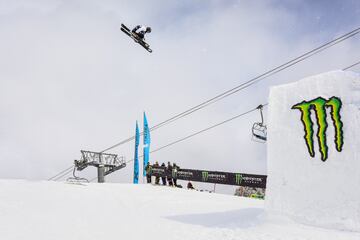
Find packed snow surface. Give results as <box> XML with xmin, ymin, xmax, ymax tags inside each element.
<box><xmin>0</xmin><ymin>180</ymin><xmax>359</xmax><ymax>240</ymax></box>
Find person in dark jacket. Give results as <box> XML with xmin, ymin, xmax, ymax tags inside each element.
<box><xmin>160</xmin><ymin>163</ymin><xmax>167</xmax><ymax>185</ymax></box>
<box><xmin>166</xmin><ymin>162</ymin><xmax>173</xmax><ymax>187</ymax></box>
<box><xmin>153</xmin><ymin>161</ymin><xmax>160</xmax><ymax>185</ymax></box>
<box><xmin>187</xmin><ymin>181</ymin><xmax>195</xmax><ymax>190</ymax></box>
<box><xmin>145</xmin><ymin>162</ymin><xmax>152</xmax><ymax>183</ymax></box>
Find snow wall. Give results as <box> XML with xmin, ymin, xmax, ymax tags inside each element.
<box><xmin>265</xmin><ymin>70</ymin><xmax>360</xmax><ymax>231</ymax></box>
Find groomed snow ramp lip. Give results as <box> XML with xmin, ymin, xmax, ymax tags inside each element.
<box><xmin>266</xmin><ymin>70</ymin><xmax>360</xmax><ymax>232</ymax></box>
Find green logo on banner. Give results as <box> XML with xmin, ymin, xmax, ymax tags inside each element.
<box><xmin>235</xmin><ymin>173</ymin><xmax>243</xmax><ymax>185</ymax></box>
<box><xmin>202</xmin><ymin>171</ymin><xmax>209</xmax><ymax>181</ymax></box>
<box><xmin>292</xmin><ymin>96</ymin><xmax>344</xmax><ymax>161</ymax></box>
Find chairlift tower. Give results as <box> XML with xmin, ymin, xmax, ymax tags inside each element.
<box><xmin>73</xmin><ymin>150</ymin><xmax>126</xmax><ymax>183</ymax></box>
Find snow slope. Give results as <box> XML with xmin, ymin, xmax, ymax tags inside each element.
<box><xmin>266</xmin><ymin>70</ymin><xmax>360</xmax><ymax>231</ymax></box>
<box><xmin>0</xmin><ymin>180</ymin><xmax>359</xmax><ymax>240</ymax></box>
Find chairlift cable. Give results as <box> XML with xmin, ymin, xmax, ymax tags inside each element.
<box><xmin>49</xmin><ymin>55</ymin><xmax>360</xmax><ymax>181</ymax></box>
<box><xmin>343</xmin><ymin>60</ymin><xmax>360</xmax><ymax>70</ymax></box>
<box><xmin>48</xmin><ymin>165</ymin><xmax>74</xmax><ymax>180</ymax></box>
<box><xmin>87</xmin><ymin>59</ymin><xmax>360</xmax><ymax>182</ymax></box>
<box><xmin>99</xmin><ymin>26</ymin><xmax>360</xmax><ymax>153</ymax></box>
<box><xmin>51</xmin><ymin>168</ymin><xmax>74</xmax><ymax>181</ymax></box>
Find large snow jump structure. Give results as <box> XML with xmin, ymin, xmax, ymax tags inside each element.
<box><xmin>266</xmin><ymin>70</ymin><xmax>360</xmax><ymax>231</ymax></box>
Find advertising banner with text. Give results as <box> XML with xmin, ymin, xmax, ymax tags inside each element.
<box><xmin>151</xmin><ymin>167</ymin><xmax>267</xmax><ymax>188</ymax></box>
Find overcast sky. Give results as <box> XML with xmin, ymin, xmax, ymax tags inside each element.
<box><xmin>0</xmin><ymin>0</ymin><xmax>359</xmax><ymax>192</ymax></box>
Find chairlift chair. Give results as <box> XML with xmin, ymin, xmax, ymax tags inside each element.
<box><xmin>66</xmin><ymin>166</ymin><xmax>89</xmax><ymax>184</ymax></box>
<box><xmin>252</xmin><ymin>105</ymin><xmax>267</xmax><ymax>143</ymax></box>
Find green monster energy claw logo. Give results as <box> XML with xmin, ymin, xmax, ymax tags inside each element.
<box><xmin>235</xmin><ymin>173</ymin><xmax>243</xmax><ymax>185</ymax></box>
<box><xmin>292</xmin><ymin>96</ymin><xmax>344</xmax><ymax>161</ymax></box>
<box><xmin>202</xmin><ymin>171</ymin><xmax>209</xmax><ymax>181</ymax></box>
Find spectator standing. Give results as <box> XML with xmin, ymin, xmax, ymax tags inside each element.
<box><xmin>166</xmin><ymin>162</ymin><xmax>173</xmax><ymax>186</ymax></box>
<box><xmin>153</xmin><ymin>161</ymin><xmax>160</xmax><ymax>185</ymax></box>
<box><xmin>160</xmin><ymin>163</ymin><xmax>167</xmax><ymax>185</ymax></box>
<box><xmin>172</xmin><ymin>163</ymin><xmax>180</xmax><ymax>187</ymax></box>
<box><xmin>145</xmin><ymin>162</ymin><xmax>152</xmax><ymax>183</ymax></box>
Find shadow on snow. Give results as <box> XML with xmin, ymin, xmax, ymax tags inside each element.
<box><xmin>165</xmin><ymin>208</ymin><xmax>265</xmax><ymax>229</ymax></box>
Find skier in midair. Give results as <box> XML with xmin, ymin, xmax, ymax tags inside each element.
<box><xmin>120</xmin><ymin>23</ymin><xmax>153</xmax><ymax>52</ymax></box>
<box><xmin>131</xmin><ymin>25</ymin><xmax>152</xmax><ymax>41</ymax></box>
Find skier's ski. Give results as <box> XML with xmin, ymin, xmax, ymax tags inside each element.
<box><xmin>121</xmin><ymin>24</ymin><xmax>152</xmax><ymax>53</ymax></box>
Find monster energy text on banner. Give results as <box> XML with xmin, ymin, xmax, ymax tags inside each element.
<box><xmin>201</xmin><ymin>171</ymin><xmax>227</xmax><ymax>183</ymax></box>
<box><xmin>292</xmin><ymin>96</ymin><xmax>344</xmax><ymax>161</ymax></box>
<box><xmin>176</xmin><ymin>169</ymin><xmax>194</xmax><ymax>180</ymax></box>
<box><xmin>150</xmin><ymin>167</ymin><xmax>267</xmax><ymax>188</ymax></box>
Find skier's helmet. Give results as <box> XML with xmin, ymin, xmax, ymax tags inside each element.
<box><xmin>146</xmin><ymin>27</ymin><xmax>152</xmax><ymax>33</ymax></box>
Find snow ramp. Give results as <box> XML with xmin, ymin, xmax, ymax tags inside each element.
<box><xmin>266</xmin><ymin>70</ymin><xmax>360</xmax><ymax>231</ymax></box>
<box><xmin>1</xmin><ymin>180</ymin><xmax>359</xmax><ymax>239</ymax></box>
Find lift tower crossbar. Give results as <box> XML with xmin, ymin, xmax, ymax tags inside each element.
<box><xmin>74</xmin><ymin>150</ymin><xmax>126</xmax><ymax>183</ymax></box>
